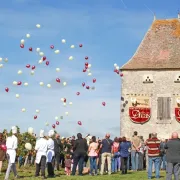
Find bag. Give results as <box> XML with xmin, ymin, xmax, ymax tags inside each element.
<box><xmin>113</xmin><ymin>143</ymin><xmax>119</xmax><ymax>153</ymax></box>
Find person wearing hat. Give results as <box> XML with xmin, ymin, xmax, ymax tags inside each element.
<box><xmin>4</xmin><ymin>126</ymin><xmax>19</xmax><ymax>180</ymax></box>
<box><xmin>35</xmin><ymin>130</ymin><xmax>48</xmax><ymax>179</ymax></box>
<box><xmin>47</xmin><ymin>130</ymin><xmax>55</xmax><ymax>178</ymax></box>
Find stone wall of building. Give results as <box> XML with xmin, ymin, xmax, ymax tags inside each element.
<box><xmin>120</xmin><ymin>70</ymin><xmax>180</xmax><ymax>139</ymax></box>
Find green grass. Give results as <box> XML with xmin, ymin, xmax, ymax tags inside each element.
<box><xmin>0</xmin><ymin>165</ymin><xmax>167</xmax><ymax>180</ymax></box>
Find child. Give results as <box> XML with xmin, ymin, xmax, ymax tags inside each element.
<box><xmin>65</xmin><ymin>154</ymin><xmax>71</xmax><ymax>176</ymax></box>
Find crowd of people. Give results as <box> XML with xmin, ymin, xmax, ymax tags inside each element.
<box><xmin>0</xmin><ymin>126</ymin><xmax>179</xmax><ymax>180</ymax></box>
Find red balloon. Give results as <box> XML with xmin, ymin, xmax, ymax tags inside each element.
<box><xmin>85</xmin><ymin>56</ymin><xmax>88</xmax><ymax>60</ymax></box>
<box><xmin>52</xmin><ymin>124</ymin><xmax>56</xmax><ymax>129</ymax></box>
<box><xmin>93</xmin><ymin>78</ymin><xmax>96</xmax><ymax>83</ymax></box>
<box><xmin>46</xmin><ymin>61</ymin><xmax>49</xmax><ymax>65</ymax></box>
<box><xmin>50</xmin><ymin>45</ymin><xmax>54</xmax><ymax>49</ymax></box>
<box><xmin>43</xmin><ymin>56</ymin><xmax>46</xmax><ymax>61</ymax></box>
<box><xmin>116</xmin><ymin>71</ymin><xmax>119</xmax><ymax>74</ymax></box>
<box><xmin>114</xmin><ymin>69</ymin><xmax>118</xmax><ymax>73</ymax></box>
<box><xmin>17</xmin><ymin>81</ymin><xmax>22</xmax><ymax>85</ymax></box>
<box><xmin>29</xmin><ymin>47</ymin><xmax>33</xmax><ymax>51</ymax></box>
<box><xmin>56</xmin><ymin>121</ymin><xmax>59</xmax><ymax>125</ymax></box>
<box><xmin>26</xmin><ymin>64</ymin><xmax>31</xmax><ymax>68</ymax></box>
<box><xmin>83</xmin><ymin>69</ymin><xmax>86</xmax><ymax>72</ymax></box>
<box><xmin>76</xmin><ymin>92</ymin><xmax>80</xmax><ymax>95</ymax></box>
<box><xmin>85</xmin><ymin>66</ymin><xmax>88</xmax><ymax>69</ymax></box>
<box><xmin>64</xmin><ymin>98</ymin><xmax>66</xmax><ymax>103</ymax></box>
<box><xmin>82</xmin><ymin>82</ymin><xmax>85</xmax><ymax>87</ymax></box>
<box><xmin>79</xmin><ymin>44</ymin><xmax>83</xmax><ymax>47</ymax></box>
<box><xmin>56</xmin><ymin>78</ymin><xmax>60</xmax><ymax>83</ymax></box>
<box><xmin>85</xmin><ymin>62</ymin><xmax>88</xmax><ymax>66</ymax></box>
<box><xmin>34</xmin><ymin>115</ymin><xmax>37</xmax><ymax>119</ymax></box>
<box><xmin>78</xmin><ymin>121</ymin><xmax>82</xmax><ymax>125</ymax></box>
<box><xmin>120</xmin><ymin>73</ymin><xmax>123</xmax><ymax>77</ymax></box>
<box><xmin>102</xmin><ymin>102</ymin><xmax>106</xmax><ymax>106</ymax></box>
<box><xmin>0</xmin><ymin>144</ymin><xmax>7</xmax><ymax>152</ymax></box>
<box><xmin>32</xmin><ymin>65</ymin><xmax>36</xmax><ymax>70</ymax></box>
<box><xmin>20</xmin><ymin>44</ymin><xmax>24</xmax><ymax>48</ymax></box>
<box><xmin>5</xmin><ymin>87</ymin><xmax>9</xmax><ymax>92</ymax></box>
<box><xmin>86</xmin><ymin>86</ymin><xmax>90</xmax><ymax>89</ymax></box>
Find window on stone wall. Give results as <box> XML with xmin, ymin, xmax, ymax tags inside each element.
<box><xmin>157</xmin><ymin>97</ymin><xmax>171</xmax><ymax>120</ymax></box>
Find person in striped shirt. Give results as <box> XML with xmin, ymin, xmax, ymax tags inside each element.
<box><xmin>146</xmin><ymin>133</ymin><xmax>161</xmax><ymax>179</ymax></box>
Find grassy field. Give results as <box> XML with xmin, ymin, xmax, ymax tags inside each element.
<box><xmin>0</xmin><ymin>166</ymin><xmax>167</xmax><ymax>180</ymax></box>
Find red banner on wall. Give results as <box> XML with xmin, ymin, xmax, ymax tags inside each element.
<box><xmin>175</xmin><ymin>108</ymin><xmax>180</xmax><ymax>122</ymax></box>
<box><xmin>129</xmin><ymin>96</ymin><xmax>151</xmax><ymax>124</ymax></box>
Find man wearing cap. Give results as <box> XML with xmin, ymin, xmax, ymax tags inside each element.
<box><xmin>4</xmin><ymin>126</ymin><xmax>19</xmax><ymax>180</ymax></box>
<box><xmin>47</xmin><ymin>130</ymin><xmax>55</xmax><ymax>178</ymax></box>
<box><xmin>54</xmin><ymin>134</ymin><xmax>62</xmax><ymax>171</ymax></box>
<box><xmin>35</xmin><ymin>130</ymin><xmax>48</xmax><ymax>179</ymax></box>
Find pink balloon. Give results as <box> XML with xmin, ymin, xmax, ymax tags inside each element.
<box><xmin>46</xmin><ymin>61</ymin><xmax>49</xmax><ymax>66</ymax></box>
<box><xmin>93</xmin><ymin>78</ymin><xmax>96</xmax><ymax>83</ymax></box>
<box><xmin>56</xmin><ymin>121</ymin><xmax>59</xmax><ymax>125</ymax></box>
<box><xmin>56</xmin><ymin>78</ymin><xmax>60</xmax><ymax>83</ymax></box>
<box><xmin>76</xmin><ymin>92</ymin><xmax>80</xmax><ymax>96</ymax></box>
<box><xmin>26</xmin><ymin>64</ymin><xmax>31</xmax><ymax>68</ymax></box>
<box><xmin>82</xmin><ymin>82</ymin><xmax>85</xmax><ymax>87</ymax></box>
<box><xmin>34</xmin><ymin>115</ymin><xmax>37</xmax><ymax>119</ymax></box>
<box><xmin>50</xmin><ymin>45</ymin><xmax>54</xmax><ymax>49</ymax></box>
<box><xmin>5</xmin><ymin>87</ymin><xmax>9</xmax><ymax>92</ymax></box>
<box><xmin>0</xmin><ymin>144</ymin><xmax>7</xmax><ymax>151</ymax></box>
<box><xmin>120</xmin><ymin>73</ymin><xmax>123</xmax><ymax>77</ymax></box>
<box><xmin>52</xmin><ymin>124</ymin><xmax>56</xmax><ymax>129</ymax></box>
<box><xmin>32</xmin><ymin>65</ymin><xmax>36</xmax><ymax>70</ymax></box>
<box><xmin>102</xmin><ymin>102</ymin><xmax>106</xmax><ymax>106</ymax></box>
<box><xmin>86</xmin><ymin>86</ymin><xmax>90</xmax><ymax>89</ymax></box>
<box><xmin>78</xmin><ymin>121</ymin><xmax>82</xmax><ymax>125</ymax></box>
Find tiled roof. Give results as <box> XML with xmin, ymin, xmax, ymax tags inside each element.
<box><xmin>120</xmin><ymin>18</ymin><xmax>180</xmax><ymax>70</ymax></box>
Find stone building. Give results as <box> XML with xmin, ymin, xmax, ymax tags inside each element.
<box><xmin>120</xmin><ymin>16</ymin><xmax>180</xmax><ymax>139</ymax></box>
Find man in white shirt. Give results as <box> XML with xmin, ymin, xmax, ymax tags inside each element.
<box><xmin>47</xmin><ymin>130</ymin><xmax>55</xmax><ymax>177</ymax></box>
<box><xmin>4</xmin><ymin>126</ymin><xmax>19</xmax><ymax>180</ymax></box>
<box><xmin>35</xmin><ymin>130</ymin><xmax>48</xmax><ymax>179</ymax></box>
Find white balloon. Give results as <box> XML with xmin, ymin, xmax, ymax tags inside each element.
<box><xmin>70</xmin><ymin>45</ymin><xmax>75</xmax><ymax>48</ymax></box>
<box><xmin>63</xmin><ymin>103</ymin><xmax>66</xmax><ymax>106</ymax></box>
<box><xmin>16</xmin><ymin>94</ymin><xmax>20</xmax><ymax>98</ymax></box>
<box><xmin>39</xmin><ymin>52</ymin><xmax>44</xmax><ymax>56</ymax></box>
<box><xmin>22</xmin><ymin>108</ymin><xmax>26</xmax><ymax>112</ymax></box>
<box><xmin>13</xmin><ymin>81</ymin><xmax>18</xmax><ymax>85</ymax></box>
<box><xmin>30</xmin><ymin>71</ymin><xmax>35</xmax><ymax>75</ymax></box>
<box><xmin>87</xmin><ymin>69</ymin><xmax>90</xmax><ymax>72</ymax></box>
<box><xmin>0</xmin><ymin>58</ymin><xmax>2</xmax><ymax>62</ymax></box>
<box><xmin>69</xmin><ymin>102</ymin><xmax>73</xmax><ymax>105</ymax></box>
<box><xmin>47</xmin><ymin>84</ymin><xmax>51</xmax><ymax>88</ymax></box>
<box><xmin>54</xmin><ymin>50</ymin><xmax>60</xmax><ymax>54</ymax></box>
<box><xmin>88</xmin><ymin>64</ymin><xmax>91</xmax><ymax>68</ymax></box>
<box><xmin>4</xmin><ymin>58</ymin><xmax>8</xmax><ymax>62</ymax></box>
<box><xmin>115</xmin><ymin>66</ymin><xmax>119</xmax><ymax>70</ymax></box>
<box><xmin>36</xmin><ymin>48</ymin><xmax>40</xmax><ymax>52</ymax></box>
<box><xmin>69</xmin><ymin>56</ymin><xmax>73</xmax><ymax>60</ymax></box>
<box><xmin>21</xmin><ymin>39</ymin><xmax>25</xmax><ymax>44</ymax></box>
<box><xmin>28</xmin><ymin>127</ymin><xmax>34</xmax><ymax>134</ymax></box>
<box><xmin>114</xmin><ymin>63</ymin><xmax>117</xmax><ymax>67</ymax></box>
<box><xmin>65</xmin><ymin>112</ymin><xmax>69</xmax><ymax>116</ymax></box>
<box><xmin>45</xmin><ymin>122</ymin><xmax>49</xmax><ymax>126</ymax></box>
<box><xmin>36</xmin><ymin>109</ymin><xmax>40</xmax><ymax>113</ymax></box>
<box><xmin>55</xmin><ymin>116</ymin><xmax>59</xmax><ymax>120</ymax></box>
<box><xmin>39</xmin><ymin>82</ymin><xmax>44</xmax><ymax>86</ymax></box>
<box><xmin>26</xmin><ymin>34</ymin><xmax>30</xmax><ymax>38</ymax></box>
<box><xmin>88</xmin><ymin>73</ymin><xmax>92</xmax><ymax>76</ymax></box>
<box><xmin>56</xmin><ymin>68</ymin><xmax>60</xmax><ymax>72</ymax></box>
<box><xmin>38</xmin><ymin>59</ymin><xmax>43</xmax><ymax>64</ymax></box>
<box><xmin>62</xmin><ymin>39</ymin><xmax>66</xmax><ymax>43</ymax></box>
<box><xmin>36</xmin><ymin>24</ymin><xmax>41</xmax><ymax>28</ymax></box>
<box><xmin>63</xmin><ymin>82</ymin><xmax>67</xmax><ymax>86</ymax></box>
<box><xmin>25</xmin><ymin>143</ymin><xmax>32</xmax><ymax>151</ymax></box>
<box><xmin>17</xmin><ymin>70</ymin><xmax>22</xmax><ymax>75</ymax></box>
<box><xmin>24</xmin><ymin>82</ymin><xmax>28</xmax><ymax>86</ymax></box>
<box><xmin>61</xmin><ymin>98</ymin><xmax>64</xmax><ymax>101</ymax></box>
<box><xmin>0</xmin><ymin>64</ymin><xmax>3</xmax><ymax>68</ymax></box>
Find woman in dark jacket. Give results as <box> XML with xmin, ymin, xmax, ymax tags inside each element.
<box><xmin>119</xmin><ymin>137</ymin><xmax>131</xmax><ymax>174</ymax></box>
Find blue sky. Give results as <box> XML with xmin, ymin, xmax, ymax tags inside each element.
<box><xmin>0</xmin><ymin>0</ymin><xmax>179</xmax><ymax>138</ymax></box>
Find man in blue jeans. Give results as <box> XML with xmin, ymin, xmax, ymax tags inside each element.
<box><xmin>131</xmin><ymin>131</ymin><xmax>141</xmax><ymax>171</ymax></box>
<box><xmin>146</xmin><ymin>133</ymin><xmax>161</xmax><ymax>179</ymax></box>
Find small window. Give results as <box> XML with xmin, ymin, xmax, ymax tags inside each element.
<box><xmin>143</xmin><ymin>75</ymin><xmax>153</xmax><ymax>83</ymax></box>
<box><xmin>157</xmin><ymin>97</ymin><xmax>171</xmax><ymax>120</ymax></box>
<box><xmin>174</xmin><ymin>75</ymin><xmax>180</xmax><ymax>83</ymax></box>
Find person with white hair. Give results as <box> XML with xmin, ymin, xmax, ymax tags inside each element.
<box><xmin>35</xmin><ymin>130</ymin><xmax>48</xmax><ymax>179</ymax></box>
<box><xmin>4</xmin><ymin>126</ymin><xmax>19</xmax><ymax>180</ymax></box>
<box><xmin>47</xmin><ymin>130</ymin><xmax>55</xmax><ymax>178</ymax></box>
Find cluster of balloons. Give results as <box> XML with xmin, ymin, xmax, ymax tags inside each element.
<box><xmin>114</xmin><ymin>63</ymin><xmax>123</xmax><ymax>77</ymax></box>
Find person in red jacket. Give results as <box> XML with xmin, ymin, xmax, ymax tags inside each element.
<box><xmin>146</xmin><ymin>133</ymin><xmax>161</xmax><ymax>179</ymax></box>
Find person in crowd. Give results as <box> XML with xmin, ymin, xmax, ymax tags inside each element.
<box><xmin>131</xmin><ymin>131</ymin><xmax>141</xmax><ymax>171</ymax></box>
<box><xmin>126</xmin><ymin>137</ymin><xmax>131</xmax><ymax>170</ymax></box>
<box><xmin>100</xmin><ymin>133</ymin><xmax>113</xmax><ymax>175</ymax></box>
<box><xmin>60</xmin><ymin>137</ymin><xmax>65</xmax><ymax>168</ymax></box>
<box><xmin>35</xmin><ymin>130</ymin><xmax>48</xmax><ymax>179</ymax></box>
<box><xmin>88</xmin><ymin>136</ymin><xmax>98</xmax><ymax>175</ymax></box>
<box><xmin>119</xmin><ymin>136</ymin><xmax>131</xmax><ymax>174</ymax></box>
<box><xmin>146</xmin><ymin>132</ymin><xmax>161</xmax><ymax>179</ymax></box>
<box><xmin>47</xmin><ymin>130</ymin><xmax>55</xmax><ymax>178</ymax></box>
<box><xmin>139</xmin><ymin>137</ymin><xmax>145</xmax><ymax>170</ymax></box>
<box><xmin>4</xmin><ymin>126</ymin><xmax>19</xmax><ymax>180</ymax></box>
<box><xmin>111</xmin><ymin>137</ymin><xmax>120</xmax><ymax>173</ymax></box>
<box><xmin>97</xmin><ymin>139</ymin><xmax>102</xmax><ymax>171</ymax></box>
<box><xmin>0</xmin><ymin>133</ymin><xmax>6</xmax><ymax>174</ymax></box>
<box><xmin>165</xmin><ymin>132</ymin><xmax>180</xmax><ymax>180</ymax></box>
<box><xmin>72</xmin><ymin>133</ymin><xmax>88</xmax><ymax>176</ymax></box>
<box><xmin>65</xmin><ymin>154</ymin><xmax>72</xmax><ymax>176</ymax></box>
<box><xmin>54</xmin><ymin>133</ymin><xmax>62</xmax><ymax>171</ymax></box>
<box><xmin>160</xmin><ymin>138</ymin><xmax>166</xmax><ymax>170</ymax></box>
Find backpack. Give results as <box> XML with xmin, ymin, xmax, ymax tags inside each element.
<box><xmin>113</xmin><ymin>142</ymin><xmax>119</xmax><ymax>153</ymax></box>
